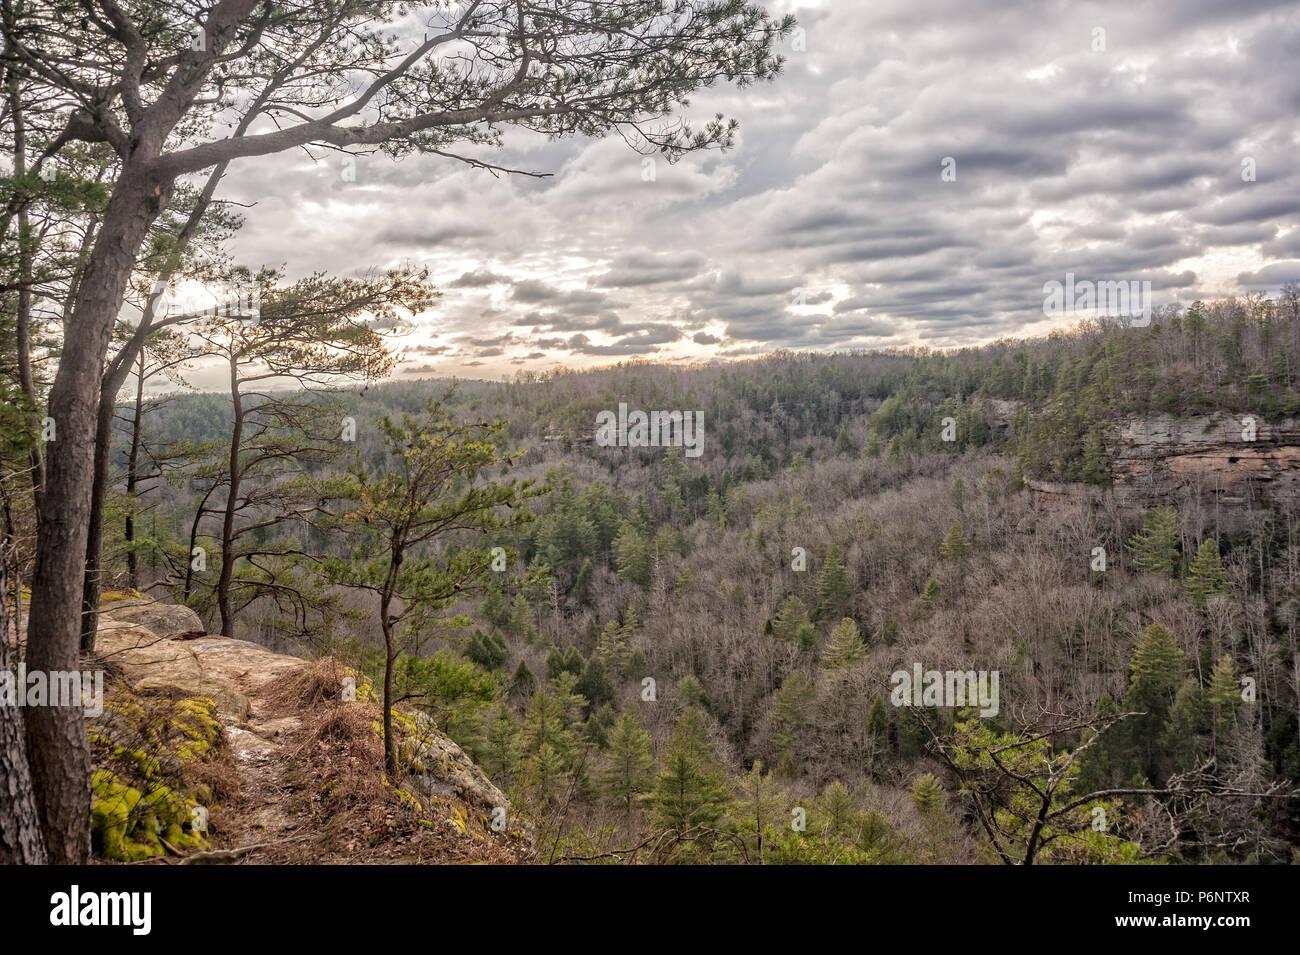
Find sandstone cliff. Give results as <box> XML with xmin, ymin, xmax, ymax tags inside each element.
<box><xmin>1109</xmin><ymin>414</ymin><xmax>1300</xmax><ymax>508</ymax></box>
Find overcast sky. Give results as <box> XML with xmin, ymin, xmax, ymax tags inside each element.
<box><xmin>212</xmin><ymin>0</ymin><xmax>1300</xmax><ymax>382</ymax></box>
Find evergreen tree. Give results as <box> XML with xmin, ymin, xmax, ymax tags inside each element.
<box><xmin>814</xmin><ymin>545</ymin><xmax>851</xmax><ymax>621</ymax></box>
<box><xmin>576</xmin><ymin>657</ymin><xmax>615</xmax><ymax>712</ymax></box>
<box><xmin>910</xmin><ymin>772</ymin><xmax>950</xmax><ymax>863</ymax></box>
<box><xmin>1162</xmin><ymin>679</ymin><xmax>1207</xmax><ymax>773</ymax></box>
<box><xmin>910</xmin><ymin>772</ymin><xmax>945</xmax><ymax>814</ymax></box>
<box><xmin>524</xmin><ymin>742</ymin><xmax>568</xmax><ymax>808</ymax></box>
<box><xmin>507</xmin><ymin>592</ymin><xmax>537</xmax><ymax>640</ymax></box>
<box><xmin>614</xmin><ymin>522</ymin><xmax>653</xmax><ymax>587</ymax></box>
<box><xmin>677</xmin><ymin>674</ymin><xmax>710</xmax><ymax>712</ymax></box>
<box><xmin>546</xmin><ymin>645</ymin><xmax>585</xmax><ymax>681</ymax></box>
<box><xmin>599</xmin><ymin>711</ymin><xmax>655</xmax><ymax>817</ymax></box>
<box><xmin>772</xmin><ymin>594</ymin><xmax>816</xmax><ymax>649</ymax></box>
<box><xmin>920</xmin><ymin>577</ymin><xmax>941</xmax><ymax>613</ymax></box>
<box><xmin>822</xmin><ymin>617</ymin><xmax>865</xmax><ymax>669</ymax></box>
<box><xmin>1080</xmin><ymin>429</ymin><xmax>1107</xmax><ymax>485</ymax></box>
<box><xmin>595</xmin><ymin>619</ymin><xmax>630</xmax><ymax>672</ymax></box>
<box><xmin>520</xmin><ymin>685</ymin><xmax>579</xmax><ymax>763</ymax></box>
<box><xmin>866</xmin><ymin>697</ymin><xmax>889</xmax><ymax>744</ymax></box>
<box><xmin>509</xmin><ymin>659</ymin><xmax>536</xmax><ymax>699</ymax></box>
<box><xmin>1124</xmin><ymin>622</ymin><xmax>1187</xmax><ymax>781</ymax></box>
<box><xmin>1128</xmin><ymin>506</ymin><xmax>1181</xmax><ymax>578</ymax></box>
<box><xmin>817</xmin><ymin>780</ymin><xmax>857</xmax><ymax>840</ymax></box>
<box><xmin>733</xmin><ymin>759</ymin><xmax>786</xmax><ymax>862</ymax></box>
<box><xmin>573</xmin><ymin>558</ymin><xmax>595</xmax><ymax>606</ymax></box>
<box><xmin>481</xmin><ymin>583</ymin><xmax>510</xmax><ymax>629</ymax></box>
<box><xmin>771</xmin><ymin>672</ymin><xmax>816</xmax><ymax>776</ymax></box>
<box><xmin>939</xmin><ymin>520</ymin><xmax>969</xmax><ymax>560</ymax></box>
<box><xmin>1185</xmin><ymin>538</ymin><xmax>1231</xmax><ymax>608</ymax></box>
<box><xmin>650</xmin><ymin>707</ymin><xmax>731</xmax><ymax>831</ymax></box>
<box><xmin>466</xmin><ymin>629</ymin><xmax>508</xmax><ymax>670</ymax></box>
<box><xmin>482</xmin><ymin>708</ymin><xmax>521</xmax><ymax>782</ymax></box>
<box><xmin>1207</xmin><ymin>654</ymin><xmax>1244</xmax><ymax>742</ymax></box>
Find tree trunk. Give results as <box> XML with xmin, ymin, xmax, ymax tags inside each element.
<box><xmin>25</xmin><ymin>165</ymin><xmax>170</xmax><ymax>864</ymax></box>
<box><xmin>7</xmin><ymin>71</ymin><xmax>45</xmax><ymax>516</ymax></box>
<box><xmin>82</xmin><ymin>158</ymin><xmax>228</xmax><ymax>648</ymax></box>
<box><xmin>380</xmin><ymin>548</ymin><xmax>402</xmax><ymax>779</ymax></box>
<box><xmin>79</xmin><ymin>388</ymin><xmax>116</xmax><ymax>652</ymax></box>
<box><xmin>381</xmin><ymin>588</ymin><xmax>396</xmax><ymax>778</ymax></box>
<box><xmin>184</xmin><ymin>482</ymin><xmax>219</xmax><ymax>603</ymax></box>
<box><xmin>0</xmin><ymin>557</ymin><xmax>46</xmax><ymax>863</ymax></box>
<box><xmin>125</xmin><ymin>353</ymin><xmax>145</xmax><ymax>590</ymax></box>
<box><xmin>217</xmin><ymin>354</ymin><xmax>243</xmax><ymax>637</ymax></box>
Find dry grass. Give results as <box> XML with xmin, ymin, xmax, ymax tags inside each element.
<box><xmin>270</xmin><ymin>655</ymin><xmax>356</xmax><ymax>709</ymax></box>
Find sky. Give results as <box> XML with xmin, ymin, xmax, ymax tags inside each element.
<box><xmin>208</xmin><ymin>0</ymin><xmax>1300</xmax><ymax>383</ymax></box>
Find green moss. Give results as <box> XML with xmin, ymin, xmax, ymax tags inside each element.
<box><xmin>89</xmin><ymin>695</ymin><xmax>223</xmax><ymax>862</ymax></box>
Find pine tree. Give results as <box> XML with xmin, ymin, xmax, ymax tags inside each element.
<box><xmin>910</xmin><ymin>772</ymin><xmax>945</xmax><ymax>814</ymax></box>
<box><xmin>1081</xmin><ymin>429</ymin><xmax>1107</xmax><ymax>485</ymax></box>
<box><xmin>835</xmin><ymin>424</ymin><xmax>854</xmax><ymax>455</ymax></box>
<box><xmin>614</xmin><ymin>522</ymin><xmax>652</xmax><ymax>587</ymax></box>
<box><xmin>866</xmin><ymin>696</ymin><xmax>889</xmax><ymax>743</ymax></box>
<box><xmin>771</xmin><ymin>594</ymin><xmax>815</xmax><ymax>649</ymax></box>
<box><xmin>481</xmin><ymin>583</ymin><xmax>510</xmax><ymax>629</ymax></box>
<box><xmin>650</xmin><ymin>707</ymin><xmax>731</xmax><ymax>831</ymax></box>
<box><xmin>920</xmin><ymin>577</ymin><xmax>941</xmax><ymax>613</ymax></box>
<box><xmin>1161</xmin><ymin>679</ymin><xmax>1207</xmax><ymax>773</ymax></box>
<box><xmin>546</xmin><ymin>645</ymin><xmax>584</xmax><ymax>681</ymax></box>
<box><xmin>676</xmin><ymin>674</ymin><xmax>709</xmax><ymax>711</ymax></box>
<box><xmin>910</xmin><ymin>772</ymin><xmax>950</xmax><ymax>863</ymax></box>
<box><xmin>733</xmin><ymin>759</ymin><xmax>786</xmax><ymax>862</ymax></box>
<box><xmin>595</xmin><ymin>619</ymin><xmax>630</xmax><ymax>672</ymax></box>
<box><xmin>1128</xmin><ymin>506</ymin><xmax>1181</xmax><ymax>578</ymax></box>
<box><xmin>1185</xmin><ymin>538</ymin><xmax>1231</xmax><ymax>608</ymax></box>
<box><xmin>1125</xmin><ymin>622</ymin><xmax>1187</xmax><ymax>781</ymax></box>
<box><xmin>507</xmin><ymin>592</ymin><xmax>537</xmax><ymax>640</ymax></box>
<box><xmin>576</xmin><ymin>657</ymin><xmax>614</xmax><ymax>712</ymax></box>
<box><xmin>814</xmin><ymin>545</ymin><xmax>851</xmax><ymax>621</ymax></box>
<box><xmin>771</xmin><ymin>672</ymin><xmax>815</xmax><ymax>776</ymax></box>
<box><xmin>524</xmin><ymin>742</ymin><xmax>568</xmax><ymax>808</ymax></box>
<box><xmin>1207</xmin><ymin>654</ymin><xmax>1243</xmax><ymax>740</ymax></box>
<box><xmin>466</xmin><ymin>629</ymin><xmax>508</xmax><ymax>670</ymax></box>
<box><xmin>818</xmin><ymin>780</ymin><xmax>857</xmax><ymax>840</ymax></box>
<box><xmin>521</xmin><ymin>686</ymin><xmax>578</xmax><ymax>762</ymax></box>
<box><xmin>509</xmin><ymin>659</ymin><xmax>536</xmax><ymax>699</ymax></box>
<box><xmin>573</xmin><ymin>558</ymin><xmax>594</xmax><ymax>606</ymax></box>
<box><xmin>864</xmin><ymin>431</ymin><xmax>882</xmax><ymax>458</ymax></box>
<box><xmin>482</xmin><ymin>708</ymin><xmax>521</xmax><ymax>782</ymax></box>
<box><xmin>599</xmin><ymin>711</ymin><xmax>655</xmax><ymax>817</ymax></box>
<box><xmin>939</xmin><ymin>520</ymin><xmax>969</xmax><ymax>560</ymax></box>
<box><xmin>822</xmin><ymin>617</ymin><xmax>865</xmax><ymax>669</ymax></box>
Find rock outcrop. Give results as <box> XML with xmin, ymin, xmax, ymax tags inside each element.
<box><xmin>79</xmin><ymin>596</ymin><xmax>522</xmax><ymax>862</ymax></box>
<box><xmin>1109</xmin><ymin>414</ymin><xmax>1300</xmax><ymax>508</ymax></box>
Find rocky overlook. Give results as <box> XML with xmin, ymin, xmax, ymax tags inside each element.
<box><xmin>29</xmin><ymin>596</ymin><xmax>531</xmax><ymax>864</ymax></box>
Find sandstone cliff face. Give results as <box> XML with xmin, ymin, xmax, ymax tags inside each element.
<box><xmin>1109</xmin><ymin>414</ymin><xmax>1300</xmax><ymax>508</ymax></box>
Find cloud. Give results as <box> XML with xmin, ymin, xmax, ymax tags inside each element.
<box><xmin>215</xmin><ymin>0</ymin><xmax>1300</xmax><ymax>372</ymax></box>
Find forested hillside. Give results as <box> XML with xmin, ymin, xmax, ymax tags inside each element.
<box><xmin>12</xmin><ymin>294</ymin><xmax>1295</xmax><ymax>864</ymax></box>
